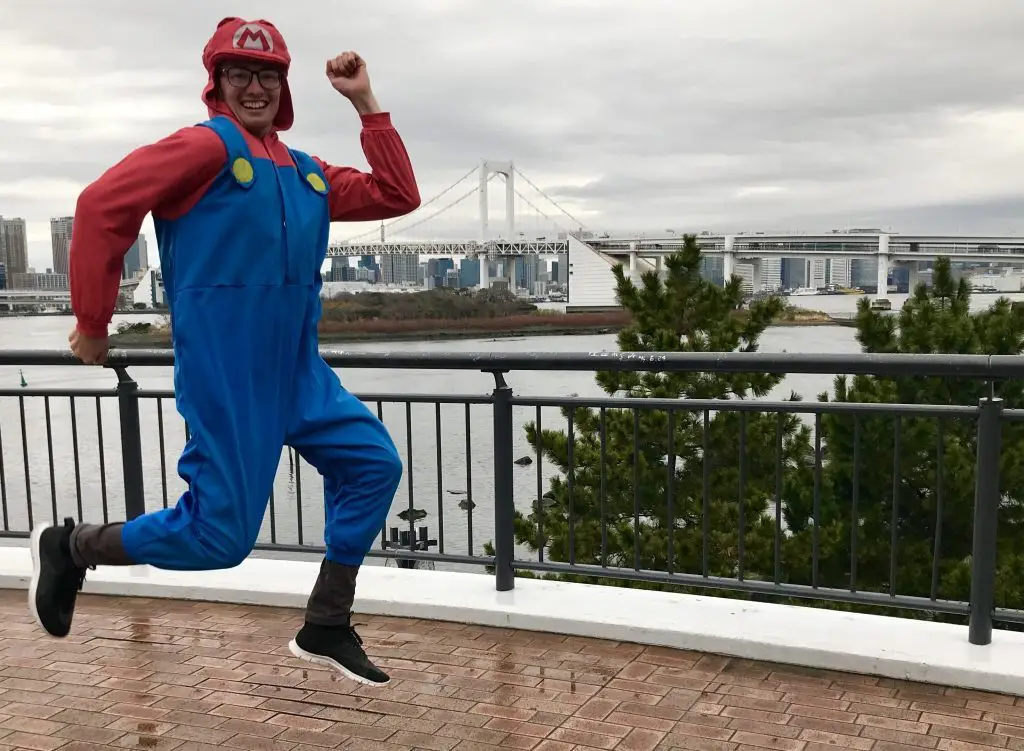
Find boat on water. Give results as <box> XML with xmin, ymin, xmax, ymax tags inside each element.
<box><xmin>787</xmin><ymin>285</ymin><xmax>866</xmax><ymax>297</ymax></box>
<box><xmin>870</xmin><ymin>298</ymin><xmax>892</xmax><ymax>311</ymax></box>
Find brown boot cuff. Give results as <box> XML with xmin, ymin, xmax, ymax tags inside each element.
<box><xmin>70</xmin><ymin>523</ymin><xmax>136</xmax><ymax>567</ymax></box>
<box><xmin>304</xmin><ymin>559</ymin><xmax>359</xmax><ymax>626</ymax></box>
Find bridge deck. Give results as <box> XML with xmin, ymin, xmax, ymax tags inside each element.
<box><xmin>0</xmin><ymin>590</ymin><xmax>1022</xmax><ymax>751</ymax></box>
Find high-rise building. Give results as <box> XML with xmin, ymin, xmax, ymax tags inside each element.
<box><xmin>555</xmin><ymin>253</ymin><xmax>569</xmax><ymax>284</ymax></box>
<box><xmin>805</xmin><ymin>258</ymin><xmax>828</xmax><ymax>289</ymax></box>
<box><xmin>827</xmin><ymin>258</ymin><xmax>851</xmax><ymax>288</ymax></box>
<box><xmin>122</xmin><ymin>234</ymin><xmax>149</xmax><ymax>279</ymax></box>
<box><xmin>0</xmin><ymin>262</ymin><xmax>6</xmax><ymax>290</ymax></box>
<box><xmin>780</xmin><ymin>258</ymin><xmax>806</xmax><ymax>289</ymax></box>
<box><xmin>380</xmin><ymin>253</ymin><xmax>420</xmax><ymax>284</ymax></box>
<box><xmin>458</xmin><ymin>257</ymin><xmax>480</xmax><ymax>288</ymax></box>
<box><xmin>50</xmin><ymin>216</ymin><xmax>74</xmax><ymax>277</ymax></box>
<box><xmin>10</xmin><ymin>272</ymin><xmax>68</xmax><ymax>290</ymax></box>
<box><xmin>759</xmin><ymin>258</ymin><xmax>783</xmax><ymax>291</ymax></box>
<box><xmin>733</xmin><ymin>263</ymin><xmax>757</xmax><ymax>294</ymax></box>
<box><xmin>515</xmin><ymin>253</ymin><xmax>541</xmax><ymax>291</ymax></box>
<box><xmin>357</xmin><ymin>254</ymin><xmax>380</xmax><ymax>282</ymax></box>
<box><xmin>850</xmin><ymin>259</ymin><xmax>878</xmax><ymax>290</ymax></box>
<box><xmin>426</xmin><ymin>257</ymin><xmax>455</xmax><ymax>288</ymax></box>
<box><xmin>699</xmin><ymin>255</ymin><xmax>725</xmax><ymax>285</ymax></box>
<box><xmin>328</xmin><ymin>256</ymin><xmax>350</xmax><ymax>282</ymax></box>
<box><xmin>0</xmin><ymin>217</ymin><xmax>29</xmax><ymax>279</ymax></box>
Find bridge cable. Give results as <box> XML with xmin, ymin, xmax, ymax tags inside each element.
<box><xmin>345</xmin><ymin>173</ymin><xmax>506</xmax><ymax>242</ymax></box>
<box><xmin>339</xmin><ymin>164</ymin><xmax>481</xmax><ymax>243</ymax></box>
<box><xmin>354</xmin><ymin>183</ymin><xmax>482</xmax><ymax>240</ymax></box>
<box><xmin>513</xmin><ymin>188</ymin><xmax>570</xmax><ymax>234</ymax></box>
<box><xmin>513</xmin><ymin>167</ymin><xmax>588</xmax><ymax>231</ymax></box>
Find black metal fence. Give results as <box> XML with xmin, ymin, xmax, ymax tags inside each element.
<box><xmin>2</xmin><ymin>348</ymin><xmax>1023</xmax><ymax>647</ymax></box>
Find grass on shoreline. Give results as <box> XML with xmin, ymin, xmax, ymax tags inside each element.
<box><xmin>109</xmin><ymin>305</ymin><xmax>837</xmax><ymax>347</ymax></box>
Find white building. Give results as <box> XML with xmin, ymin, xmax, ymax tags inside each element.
<box><xmin>131</xmin><ymin>268</ymin><xmax>165</xmax><ymax>307</ymax></box>
<box><xmin>828</xmin><ymin>258</ymin><xmax>852</xmax><ymax>287</ymax></box>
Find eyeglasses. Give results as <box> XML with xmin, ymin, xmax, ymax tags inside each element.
<box><xmin>221</xmin><ymin>67</ymin><xmax>283</xmax><ymax>90</ymax></box>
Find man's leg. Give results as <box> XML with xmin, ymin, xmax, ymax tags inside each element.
<box><xmin>284</xmin><ymin>364</ymin><xmax>402</xmax><ymax>685</ymax></box>
<box><xmin>29</xmin><ymin>426</ymin><xmax>281</xmax><ymax>638</ymax></box>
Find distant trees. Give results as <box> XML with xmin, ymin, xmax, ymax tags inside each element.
<box><xmin>319</xmin><ymin>287</ymin><xmax>537</xmax><ymax>322</ymax></box>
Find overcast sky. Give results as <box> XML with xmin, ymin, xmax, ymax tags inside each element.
<box><xmin>3</xmin><ymin>0</ymin><xmax>1024</xmax><ymax>269</ymax></box>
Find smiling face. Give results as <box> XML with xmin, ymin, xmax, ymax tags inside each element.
<box><xmin>217</xmin><ymin>59</ymin><xmax>283</xmax><ymax>136</ymax></box>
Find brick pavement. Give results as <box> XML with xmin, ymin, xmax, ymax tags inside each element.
<box><xmin>0</xmin><ymin>589</ymin><xmax>1022</xmax><ymax>750</ymax></box>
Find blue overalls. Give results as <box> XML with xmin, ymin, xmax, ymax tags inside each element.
<box><xmin>120</xmin><ymin>115</ymin><xmax>402</xmax><ymax>571</ymax></box>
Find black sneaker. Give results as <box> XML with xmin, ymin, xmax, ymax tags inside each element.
<box><xmin>28</xmin><ymin>518</ymin><xmax>89</xmax><ymax>638</ymax></box>
<box><xmin>288</xmin><ymin>621</ymin><xmax>390</xmax><ymax>686</ymax></box>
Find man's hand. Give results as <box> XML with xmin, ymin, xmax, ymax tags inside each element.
<box><xmin>326</xmin><ymin>51</ymin><xmax>381</xmax><ymax>115</ymax></box>
<box><xmin>69</xmin><ymin>327</ymin><xmax>109</xmax><ymax>365</ymax></box>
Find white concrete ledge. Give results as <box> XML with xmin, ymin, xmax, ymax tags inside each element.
<box><xmin>2</xmin><ymin>545</ymin><xmax>1022</xmax><ymax>696</ymax></box>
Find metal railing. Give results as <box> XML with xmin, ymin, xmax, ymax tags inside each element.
<box><xmin>2</xmin><ymin>348</ymin><xmax>1023</xmax><ymax>647</ymax></box>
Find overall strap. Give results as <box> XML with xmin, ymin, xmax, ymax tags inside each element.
<box><xmin>288</xmin><ymin>147</ymin><xmax>330</xmax><ymax>196</ymax></box>
<box><xmin>197</xmin><ymin>116</ymin><xmax>257</xmax><ymax>189</ymax></box>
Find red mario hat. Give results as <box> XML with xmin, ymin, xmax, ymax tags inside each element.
<box><xmin>201</xmin><ymin>17</ymin><xmax>294</xmax><ymax>130</ymax></box>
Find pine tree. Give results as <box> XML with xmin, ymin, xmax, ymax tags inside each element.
<box><xmin>510</xmin><ymin>236</ymin><xmax>815</xmax><ymax>589</ymax></box>
<box><xmin>808</xmin><ymin>258</ymin><xmax>1024</xmax><ymax>614</ymax></box>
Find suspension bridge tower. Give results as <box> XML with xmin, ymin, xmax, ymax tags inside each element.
<box><xmin>478</xmin><ymin>160</ymin><xmax>515</xmax><ymax>290</ymax></box>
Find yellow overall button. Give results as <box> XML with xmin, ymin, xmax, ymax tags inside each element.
<box><xmin>231</xmin><ymin>157</ymin><xmax>254</xmax><ymax>185</ymax></box>
<box><xmin>306</xmin><ymin>172</ymin><xmax>327</xmax><ymax>193</ymax></box>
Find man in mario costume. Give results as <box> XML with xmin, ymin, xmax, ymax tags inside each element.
<box><xmin>27</xmin><ymin>17</ymin><xmax>420</xmax><ymax>686</ymax></box>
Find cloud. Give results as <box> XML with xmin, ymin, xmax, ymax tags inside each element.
<box><xmin>3</xmin><ymin>0</ymin><xmax>1024</xmax><ymax>269</ymax></box>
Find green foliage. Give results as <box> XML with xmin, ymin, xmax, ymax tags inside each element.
<box><xmin>320</xmin><ymin>287</ymin><xmax>536</xmax><ymax>322</ymax></box>
<box><xmin>508</xmin><ymin>235</ymin><xmax>814</xmax><ymax>592</ymax></box>
<box><xmin>813</xmin><ymin>258</ymin><xmax>1024</xmax><ymax>614</ymax></box>
<box><xmin>497</xmin><ymin>242</ymin><xmax>1024</xmax><ymax>624</ymax></box>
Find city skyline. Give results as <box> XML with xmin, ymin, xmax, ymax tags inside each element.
<box><xmin>5</xmin><ymin>2</ymin><xmax>1024</xmax><ymax>271</ymax></box>
<box><xmin>0</xmin><ymin>213</ymin><xmax>148</xmax><ymax>293</ymax></box>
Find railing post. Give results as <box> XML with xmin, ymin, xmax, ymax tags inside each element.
<box><xmin>969</xmin><ymin>395</ymin><xmax>1002</xmax><ymax>646</ymax></box>
<box><xmin>114</xmin><ymin>366</ymin><xmax>146</xmax><ymax>521</ymax></box>
<box><xmin>490</xmin><ymin>370</ymin><xmax>515</xmax><ymax>592</ymax></box>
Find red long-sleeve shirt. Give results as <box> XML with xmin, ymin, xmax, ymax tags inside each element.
<box><xmin>69</xmin><ymin>111</ymin><xmax>420</xmax><ymax>338</ymax></box>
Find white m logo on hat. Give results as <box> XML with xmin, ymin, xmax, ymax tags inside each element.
<box><xmin>232</xmin><ymin>23</ymin><xmax>273</xmax><ymax>52</ymax></box>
